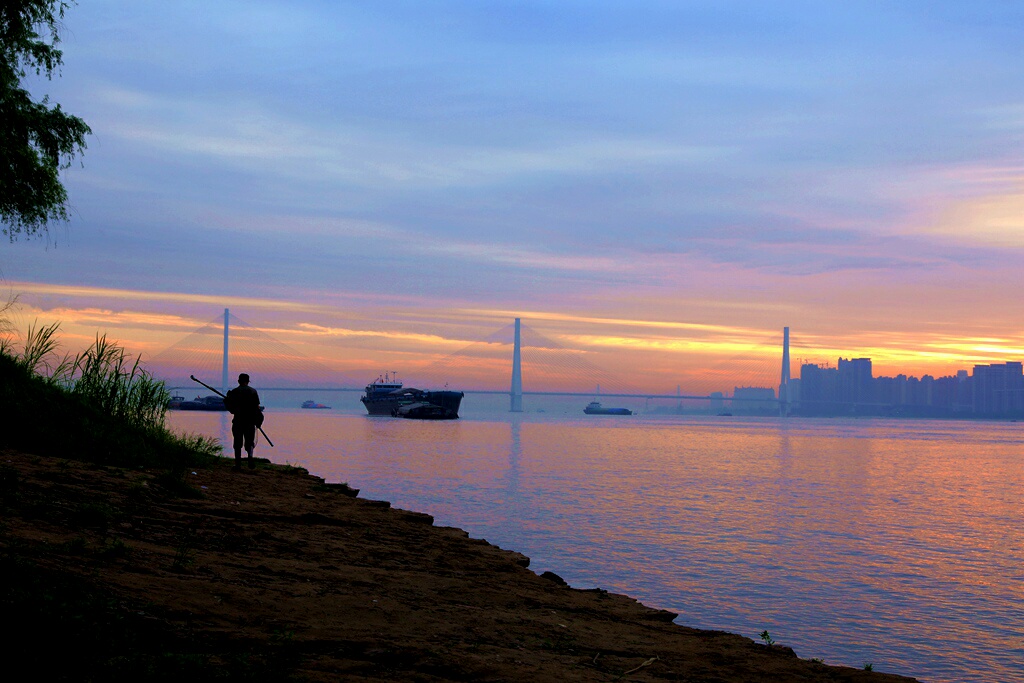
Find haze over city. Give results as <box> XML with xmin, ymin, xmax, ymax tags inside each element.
<box><xmin>4</xmin><ymin>1</ymin><xmax>1024</xmax><ymax>392</ymax></box>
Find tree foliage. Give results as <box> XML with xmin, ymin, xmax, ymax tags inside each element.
<box><xmin>1</xmin><ymin>0</ymin><xmax>90</xmax><ymax>240</ymax></box>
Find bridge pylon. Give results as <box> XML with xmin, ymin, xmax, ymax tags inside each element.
<box><xmin>221</xmin><ymin>308</ymin><xmax>230</xmax><ymax>393</ymax></box>
<box><xmin>510</xmin><ymin>318</ymin><xmax>523</xmax><ymax>412</ymax></box>
<box><xmin>779</xmin><ymin>326</ymin><xmax>791</xmax><ymax>416</ymax></box>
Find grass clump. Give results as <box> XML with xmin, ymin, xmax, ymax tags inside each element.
<box><xmin>0</xmin><ymin>322</ymin><xmax>220</xmax><ymax>469</ymax></box>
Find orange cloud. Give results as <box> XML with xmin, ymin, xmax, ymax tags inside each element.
<box><xmin>6</xmin><ymin>281</ymin><xmax>329</xmax><ymax>313</ymax></box>
<box><xmin>6</xmin><ymin>279</ymin><xmax>1023</xmax><ymax>393</ymax></box>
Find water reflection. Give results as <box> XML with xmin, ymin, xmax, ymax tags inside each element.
<box><xmin>167</xmin><ymin>411</ymin><xmax>1024</xmax><ymax>683</ymax></box>
<box><xmin>499</xmin><ymin>418</ymin><xmax>523</xmax><ymax>540</ymax></box>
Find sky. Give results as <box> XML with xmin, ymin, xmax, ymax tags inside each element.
<box><xmin>3</xmin><ymin>1</ymin><xmax>1024</xmax><ymax>393</ymax></box>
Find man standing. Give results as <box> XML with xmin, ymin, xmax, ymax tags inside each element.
<box><xmin>224</xmin><ymin>373</ymin><xmax>263</xmax><ymax>471</ymax></box>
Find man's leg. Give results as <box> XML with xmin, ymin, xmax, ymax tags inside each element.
<box><xmin>232</xmin><ymin>423</ymin><xmax>243</xmax><ymax>471</ymax></box>
<box><xmin>246</xmin><ymin>425</ymin><xmax>256</xmax><ymax>469</ymax></box>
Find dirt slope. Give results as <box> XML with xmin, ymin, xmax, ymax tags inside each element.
<box><xmin>0</xmin><ymin>451</ymin><xmax>919</xmax><ymax>682</ymax></box>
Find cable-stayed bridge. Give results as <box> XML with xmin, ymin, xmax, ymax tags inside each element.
<box><xmin>149</xmin><ymin>310</ymin><xmax>363</xmax><ymax>392</ymax></box>
<box><xmin>148</xmin><ymin>310</ymin><xmax>794</xmax><ymax>412</ymax></box>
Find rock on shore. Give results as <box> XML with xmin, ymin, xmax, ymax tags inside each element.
<box><xmin>0</xmin><ymin>451</ymin><xmax>918</xmax><ymax>682</ymax></box>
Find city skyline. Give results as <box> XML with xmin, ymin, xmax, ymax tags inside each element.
<box><xmin>4</xmin><ymin>2</ymin><xmax>1024</xmax><ymax>385</ymax></box>
<box><xmin>12</xmin><ymin>300</ymin><xmax>1018</xmax><ymax>402</ymax></box>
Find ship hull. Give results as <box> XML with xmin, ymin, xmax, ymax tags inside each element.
<box><xmin>583</xmin><ymin>401</ymin><xmax>631</xmax><ymax>415</ymax></box>
<box><xmin>362</xmin><ymin>398</ymin><xmax>406</xmax><ymax>416</ymax></box>
<box><xmin>361</xmin><ymin>389</ymin><xmax>464</xmax><ymax>419</ymax></box>
<box><xmin>175</xmin><ymin>396</ymin><xmax>228</xmax><ymax>411</ymax></box>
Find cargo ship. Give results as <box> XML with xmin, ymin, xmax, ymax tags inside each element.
<box><xmin>360</xmin><ymin>373</ymin><xmax>464</xmax><ymax>419</ymax></box>
<box><xmin>583</xmin><ymin>401</ymin><xmax>632</xmax><ymax>416</ymax></box>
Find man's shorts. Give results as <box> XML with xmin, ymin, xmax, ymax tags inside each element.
<box><xmin>232</xmin><ymin>422</ymin><xmax>256</xmax><ymax>451</ymax></box>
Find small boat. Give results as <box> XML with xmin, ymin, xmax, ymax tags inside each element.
<box><xmin>301</xmin><ymin>400</ymin><xmax>332</xmax><ymax>409</ymax></box>
<box><xmin>583</xmin><ymin>401</ymin><xmax>632</xmax><ymax>416</ymax></box>
<box><xmin>168</xmin><ymin>394</ymin><xmax>185</xmax><ymax>409</ymax></box>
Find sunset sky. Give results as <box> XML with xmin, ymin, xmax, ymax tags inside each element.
<box><xmin>3</xmin><ymin>1</ymin><xmax>1024</xmax><ymax>393</ymax></box>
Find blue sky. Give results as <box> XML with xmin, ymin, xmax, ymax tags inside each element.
<box><xmin>4</xmin><ymin>1</ymin><xmax>1024</xmax><ymax>390</ymax></box>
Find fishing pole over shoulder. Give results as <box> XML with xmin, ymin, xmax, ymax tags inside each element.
<box><xmin>190</xmin><ymin>374</ymin><xmax>274</xmax><ymax>448</ymax></box>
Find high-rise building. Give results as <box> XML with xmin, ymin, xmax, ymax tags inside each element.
<box><xmin>799</xmin><ymin>363</ymin><xmax>838</xmax><ymax>415</ymax></box>
<box><xmin>837</xmin><ymin>357</ymin><xmax>873</xmax><ymax>407</ymax></box>
<box><xmin>972</xmin><ymin>362</ymin><xmax>1024</xmax><ymax>415</ymax></box>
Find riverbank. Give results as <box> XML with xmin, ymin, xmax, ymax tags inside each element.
<box><xmin>1</xmin><ymin>450</ymin><xmax>918</xmax><ymax>681</ymax></box>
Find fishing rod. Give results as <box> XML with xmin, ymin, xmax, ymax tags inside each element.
<box><xmin>189</xmin><ymin>375</ymin><xmax>275</xmax><ymax>447</ymax></box>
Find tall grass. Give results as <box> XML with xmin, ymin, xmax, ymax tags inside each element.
<box><xmin>0</xmin><ymin>322</ymin><xmax>220</xmax><ymax>467</ymax></box>
<box><xmin>13</xmin><ymin>320</ymin><xmax>74</xmax><ymax>382</ymax></box>
<box><xmin>7</xmin><ymin>323</ymin><xmax>168</xmax><ymax>430</ymax></box>
<box><xmin>70</xmin><ymin>334</ymin><xmax>170</xmax><ymax>431</ymax></box>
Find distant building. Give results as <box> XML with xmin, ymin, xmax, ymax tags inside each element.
<box><xmin>972</xmin><ymin>362</ymin><xmax>1024</xmax><ymax>415</ymax></box>
<box><xmin>734</xmin><ymin>350</ymin><xmax>1024</xmax><ymax>419</ymax></box>
<box><xmin>955</xmin><ymin>371</ymin><xmax>971</xmax><ymax>412</ymax></box>
<box><xmin>798</xmin><ymin>363</ymin><xmax>838</xmax><ymax>415</ymax></box>
<box><xmin>838</xmin><ymin>357</ymin><xmax>873</xmax><ymax>407</ymax></box>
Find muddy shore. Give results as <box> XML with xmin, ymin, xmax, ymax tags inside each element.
<box><xmin>1</xmin><ymin>451</ymin><xmax>918</xmax><ymax>681</ymax></box>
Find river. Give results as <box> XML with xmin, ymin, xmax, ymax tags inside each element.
<box><xmin>168</xmin><ymin>392</ymin><xmax>1024</xmax><ymax>682</ymax></box>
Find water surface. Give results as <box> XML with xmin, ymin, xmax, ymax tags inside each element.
<box><xmin>169</xmin><ymin>404</ymin><xmax>1024</xmax><ymax>682</ymax></box>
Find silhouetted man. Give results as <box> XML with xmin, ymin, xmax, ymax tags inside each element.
<box><xmin>224</xmin><ymin>373</ymin><xmax>263</xmax><ymax>471</ymax></box>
